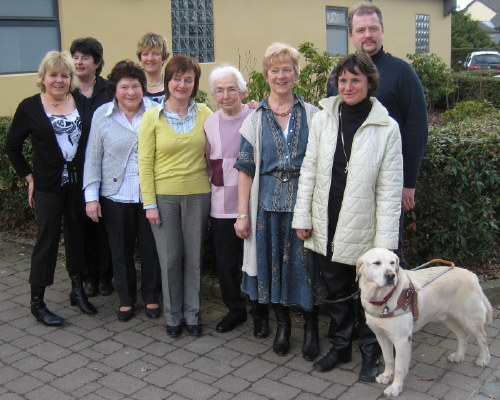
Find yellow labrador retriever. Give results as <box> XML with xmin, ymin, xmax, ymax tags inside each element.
<box><xmin>356</xmin><ymin>248</ymin><xmax>492</xmax><ymax>397</ymax></box>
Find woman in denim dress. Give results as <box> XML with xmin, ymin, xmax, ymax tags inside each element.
<box><xmin>234</xmin><ymin>43</ymin><xmax>325</xmax><ymax>360</ymax></box>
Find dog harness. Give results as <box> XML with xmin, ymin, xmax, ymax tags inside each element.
<box><xmin>366</xmin><ymin>259</ymin><xmax>455</xmax><ymax>321</ymax></box>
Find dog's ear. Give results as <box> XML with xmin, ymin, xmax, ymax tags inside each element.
<box><xmin>355</xmin><ymin>256</ymin><xmax>365</xmax><ymax>282</ymax></box>
<box><xmin>393</xmin><ymin>251</ymin><xmax>400</xmax><ymax>272</ymax></box>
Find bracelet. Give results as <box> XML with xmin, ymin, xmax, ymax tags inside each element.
<box><xmin>236</xmin><ymin>214</ymin><xmax>248</xmax><ymax>219</ymax></box>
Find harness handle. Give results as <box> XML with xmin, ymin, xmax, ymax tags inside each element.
<box><xmin>412</xmin><ymin>259</ymin><xmax>455</xmax><ymax>271</ymax></box>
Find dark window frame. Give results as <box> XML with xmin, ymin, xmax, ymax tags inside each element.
<box><xmin>0</xmin><ymin>0</ymin><xmax>60</xmax><ymax>74</ymax></box>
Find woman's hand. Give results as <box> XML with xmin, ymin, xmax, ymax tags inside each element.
<box><xmin>25</xmin><ymin>174</ymin><xmax>35</xmax><ymax>207</ymax></box>
<box><xmin>234</xmin><ymin>217</ymin><xmax>250</xmax><ymax>239</ymax></box>
<box><xmin>86</xmin><ymin>201</ymin><xmax>102</xmax><ymax>223</ymax></box>
<box><xmin>296</xmin><ymin>229</ymin><xmax>311</xmax><ymax>241</ymax></box>
<box><xmin>146</xmin><ymin>208</ymin><xmax>161</xmax><ymax>226</ymax></box>
<box><xmin>246</xmin><ymin>100</ymin><xmax>258</xmax><ymax>109</ymax></box>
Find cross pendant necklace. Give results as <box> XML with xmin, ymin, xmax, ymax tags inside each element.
<box><xmin>339</xmin><ymin>106</ymin><xmax>350</xmax><ymax>174</ymax></box>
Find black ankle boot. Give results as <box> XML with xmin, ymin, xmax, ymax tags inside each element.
<box><xmin>356</xmin><ymin>297</ymin><xmax>381</xmax><ymax>382</ymax></box>
<box><xmin>302</xmin><ymin>306</ymin><xmax>319</xmax><ymax>361</ymax></box>
<box><xmin>313</xmin><ymin>346</ymin><xmax>352</xmax><ymax>372</ymax></box>
<box><xmin>273</xmin><ymin>304</ymin><xmax>291</xmax><ymax>356</ymax></box>
<box><xmin>70</xmin><ymin>274</ymin><xmax>98</xmax><ymax>315</ymax></box>
<box><xmin>31</xmin><ymin>285</ymin><xmax>64</xmax><ymax>326</ymax></box>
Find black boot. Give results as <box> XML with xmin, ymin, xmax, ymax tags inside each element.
<box><xmin>302</xmin><ymin>306</ymin><xmax>319</xmax><ymax>361</ymax></box>
<box><xmin>70</xmin><ymin>274</ymin><xmax>98</xmax><ymax>315</ymax></box>
<box><xmin>30</xmin><ymin>285</ymin><xmax>64</xmax><ymax>326</ymax></box>
<box><xmin>252</xmin><ymin>300</ymin><xmax>270</xmax><ymax>339</ymax></box>
<box><xmin>272</xmin><ymin>304</ymin><xmax>291</xmax><ymax>356</ymax></box>
<box><xmin>313</xmin><ymin>256</ymin><xmax>357</xmax><ymax>373</ymax></box>
<box><xmin>356</xmin><ymin>298</ymin><xmax>381</xmax><ymax>382</ymax></box>
<box><xmin>313</xmin><ymin>299</ymin><xmax>355</xmax><ymax>372</ymax></box>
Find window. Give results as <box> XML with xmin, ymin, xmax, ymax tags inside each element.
<box><xmin>415</xmin><ymin>14</ymin><xmax>429</xmax><ymax>53</ymax></box>
<box><xmin>0</xmin><ymin>0</ymin><xmax>60</xmax><ymax>74</ymax></box>
<box><xmin>171</xmin><ymin>0</ymin><xmax>214</xmax><ymax>63</ymax></box>
<box><xmin>326</xmin><ymin>7</ymin><xmax>348</xmax><ymax>56</ymax></box>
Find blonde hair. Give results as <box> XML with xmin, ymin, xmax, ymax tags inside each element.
<box><xmin>262</xmin><ymin>42</ymin><xmax>300</xmax><ymax>78</ymax></box>
<box><xmin>36</xmin><ymin>51</ymin><xmax>77</xmax><ymax>93</ymax></box>
<box><xmin>136</xmin><ymin>32</ymin><xmax>170</xmax><ymax>62</ymax></box>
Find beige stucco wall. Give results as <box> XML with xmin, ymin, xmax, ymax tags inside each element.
<box><xmin>466</xmin><ymin>2</ymin><xmax>496</xmax><ymax>21</ymax></box>
<box><xmin>0</xmin><ymin>0</ymin><xmax>451</xmax><ymax>116</ymax></box>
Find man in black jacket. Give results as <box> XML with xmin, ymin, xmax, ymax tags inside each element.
<box><xmin>327</xmin><ymin>1</ymin><xmax>428</xmax><ymax>268</ymax></box>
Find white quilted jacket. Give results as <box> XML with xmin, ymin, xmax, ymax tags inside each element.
<box><xmin>292</xmin><ymin>96</ymin><xmax>403</xmax><ymax>265</ymax></box>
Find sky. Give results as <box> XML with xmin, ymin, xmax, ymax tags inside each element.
<box><xmin>457</xmin><ymin>0</ymin><xmax>472</xmax><ymax>10</ymax></box>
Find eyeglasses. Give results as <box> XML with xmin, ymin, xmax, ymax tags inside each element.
<box><xmin>214</xmin><ymin>87</ymin><xmax>239</xmax><ymax>97</ymax></box>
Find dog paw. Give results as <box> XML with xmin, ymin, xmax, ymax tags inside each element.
<box><xmin>447</xmin><ymin>352</ymin><xmax>464</xmax><ymax>363</ymax></box>
<box><xmin>384</xmin><ymin>383</ymin><xmax>402</xmax><ymax>397</ymax></box>
<box><xmin>475</xmin><ymin>355</ymin><xmax>490</xmax><ymax>367</ymax></box>
<box><xmin>376</xmin><ymin>373</ymin><xmax>393</xmax><ymax>385</ymax></box>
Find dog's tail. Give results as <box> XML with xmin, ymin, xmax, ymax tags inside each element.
<box><xmin>481</xmin><ymin>291</ymin><xmax>493</xmax><ymax>325</ymax></box>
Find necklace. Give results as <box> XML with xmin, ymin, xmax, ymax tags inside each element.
<box><xmin>148</xmin><ymin>73</ymin><xmax>164</xmax><ymax>88</ymax></box>
<box><xmin>339</xmin><ymin>104</ymin><xmax>350</xmax><ymax>174</ymax></box>
<box><xmin>43</xmin><ymin>93</ymin><xmax>69</xmax><ymax>108</ymax></box>
<box><xmin>165</xmin><ymin>102</ymin><xmax>188</xmax><ymax>117</ymax></box>
<box><xmin>273</xmin><ymin>108</ymin><xmax>292</xmax><ymax>117</ymax></box>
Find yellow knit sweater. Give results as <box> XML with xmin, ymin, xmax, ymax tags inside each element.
<box><xmin>138</xmin><ymin>103</ymin><xmax>212</xmax><ymax>206</ymax></box>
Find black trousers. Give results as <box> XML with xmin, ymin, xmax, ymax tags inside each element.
<box><xmin>314</xmin><ymin>252</ymin><xmax>377</xmax><ymax>350</ymax></box>
<box><xmin>101</xmin><ymin>197</ymin><xmax>161</xmax><ymax>307</ymax></box>
<box><xmin>83</xmin><ymin>218</ymin><xmax>113</xmax><ymax>284</ymax></box>
<box><xmin>212</xmin><ymin>218</ymin><xmax>247</xmax><ymax>316</ymax></box>
<box><xmin>30</xmin><ymin>184</ymin><xmax>86</xmax><ymax>286</ymax></box>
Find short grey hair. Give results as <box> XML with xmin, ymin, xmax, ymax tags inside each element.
<box><xmin>208</xmin><ymin>64</ymin><xmax>247</xmax><ymax>94</ymax></box>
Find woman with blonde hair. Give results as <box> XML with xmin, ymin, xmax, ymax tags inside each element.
<box><xmin>136</xmin><ymin>32</ymin><xmax>170</xmax><ymax>103</ymax></box>
<box><xmin>6</xmin><ymin>51</ymin><xmax>97</xmax><ymax>326</ymax></box>
<box><xmin>234</xmin><ymin>43</ymin><xmax>324</xmax><ymax>359</ymax></box>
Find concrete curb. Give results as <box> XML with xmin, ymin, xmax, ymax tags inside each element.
<box><xmin>1</xmin><ymin>232</ymin><xmax>498</xmax><ymax>308</ymax></box>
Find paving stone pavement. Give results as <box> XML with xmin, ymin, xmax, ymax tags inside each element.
<box><xmin>0</xmin><ymin>237</ymin><xmax>499</xmax><ymax>400</ymax></box>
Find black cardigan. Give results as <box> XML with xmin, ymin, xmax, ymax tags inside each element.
<box><xmin>5</xmin><ymin>93</ymin><xmax>92</xmax><ymax>193</ymax></box>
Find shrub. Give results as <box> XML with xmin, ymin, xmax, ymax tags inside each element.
<box><xmin>404</xmin><ymin>113</ymin><xmax>499</xmax><ymax>267</ymax></box>
<box><xmin>450</xmin><ymin>74</ymin><xmax>500</xmax><ymax>108</ymax></box>
<box><xmin>407</xmin><ymin>52</ymin><xmax>456</xmax><ymax>110</ymax></box>
<box><xmin>442</xmin><ymin>100</ymin><xmax>498</xmax><ymax>123</ymax></box>
<box><xmin>294</xmin><ymin>42</ymin><xmax>340</xmax><ymax>106</ymax></box>
<box><xmin>0</xmin><ymin>116</ymin><xmax>35</xmax><ymax>230</ymax></box>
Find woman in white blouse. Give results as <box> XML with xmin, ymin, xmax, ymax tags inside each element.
<box><xmin>83</xmin><ymin>60</ymin><xmax>161</xmax><ymax>322</ymax></box>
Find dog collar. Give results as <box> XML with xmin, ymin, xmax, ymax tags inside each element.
<box><xmin>367</xmin><ymin>281</ymin><xmax>419</xmax><ymax>321</ymax></box>
<box><xmin>369</xmin><ymin>285</ymin><xmax>397</xmax><ymax>306</ymax></box>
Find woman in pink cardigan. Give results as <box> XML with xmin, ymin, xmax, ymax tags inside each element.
<box><xmin>204</xmin><ymin>65</ymin><xmax>269</xmax><ymax>338</ymax></box>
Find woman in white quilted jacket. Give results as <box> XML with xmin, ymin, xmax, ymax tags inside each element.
<box><xmin>292</xmin><ymin>53</ymin><xmax>403</xmax><ymax>382</ymax></box>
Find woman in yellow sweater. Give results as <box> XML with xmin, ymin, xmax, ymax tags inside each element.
<box><xmin>139</xmin><ymin>55</ymin><xmax>211</xmax><ymax>338</ymax></box>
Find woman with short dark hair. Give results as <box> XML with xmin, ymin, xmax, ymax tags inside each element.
<box><xmin>70</xmin><ymin>37</ymin><xmax>109</xmax><ymax>111</ymax></box>
<box><xmin>83</xmin><ymin>60</ymin><xmax>161</xmax><ymax>322</ymax></box>
<box><xmin>139</xmin><ymin>55</ymin><xmax>211</xmax><ymax>338</ymax></box>
<box><xmin>70</xmin><ymin>37</ymin><xmax>114</xmax><ymax>297</ymax></box>
<box><xmin>293</xmin><ymin>52</ymin><xmax>403</xmax><ymax>381</ymax></box>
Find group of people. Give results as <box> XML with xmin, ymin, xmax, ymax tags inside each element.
<box><xmin>5</xmin><ymin>1</ymin><xmax>427</xmax><ymax>383</ymax></box>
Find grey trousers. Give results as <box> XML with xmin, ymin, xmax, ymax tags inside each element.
<box><xmin>151</xmin><ymin>193</ymin><xmax>210</xmax><ymax>326</ymax></box>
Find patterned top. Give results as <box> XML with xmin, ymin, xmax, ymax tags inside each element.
<box><xmin>234</xmin><ymin>95</ymin><xmax>315</xmax><ymax>212</ymax></box>
<box><xmin>46</xmin><ymin>109</ymin><xmax>81</xmax><ymax>185</ymax></box>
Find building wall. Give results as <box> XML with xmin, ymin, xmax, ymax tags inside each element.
<box><xmin>0</xmin><ymin>0</ymin><xmax>451</xmax><ymax>116</ymax></box>
<box><xmin>466</xmin><ymin>2</ymin><xmax>496</xmax><ymax>20</ymax></box>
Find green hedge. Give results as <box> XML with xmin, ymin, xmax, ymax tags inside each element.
<box><xmin>451</xmin><ymin>74</ymin><xmax>500</xmax><ymax>108</ymax></box>
<box><xmin>404</xmin><ymin>111</ymin><xmax>499</xmax><ymax>267</ymax></box>
<box><xmin>0</xmin><ymin>116</ymin><xmax>35</xmax><ymax>230</ymax></box>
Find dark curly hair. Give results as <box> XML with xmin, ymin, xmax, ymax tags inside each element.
<box><xmin>164</xmin><ymin>55</ymin><xmax>201</xmax><ymax>100</ymax></box>
<box><xmin>107</xmin><ymin>60</ymin><xmax>147</xmax><ymax>98</ymax></box>
<box><xmin>70</xmin><ymin>37</ymin><xmax>105</xmax><ymax>77</ymax></box>
<box><xmin>332</xmin><ymin>52</ymin><xmax>379</xmax><ymax>96</ymax></box>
